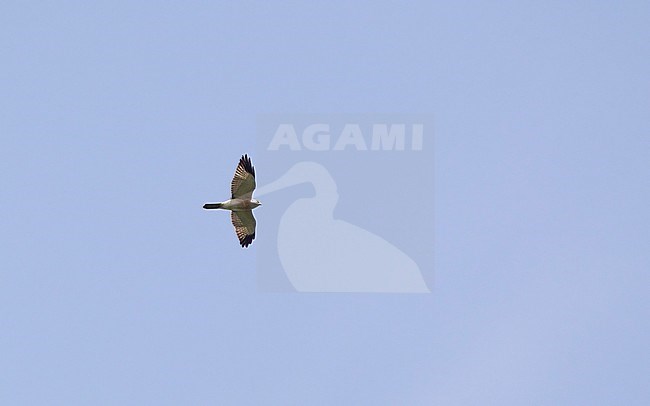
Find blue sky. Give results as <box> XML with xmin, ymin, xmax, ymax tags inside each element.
<box><xmin>1</xmin><ymin>1</ymin><xmax>649</xmax><ymax>404</ymax></box>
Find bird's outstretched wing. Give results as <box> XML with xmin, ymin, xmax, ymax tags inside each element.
<box><xmin>231</xmin><ymin>154</ymin><xmax>256</xmax><ymax>199</ymax></box>
<box><xmin>231</xmin><ymin>210</ymin><xmax>256</xmax><ymax>248</ymax></box>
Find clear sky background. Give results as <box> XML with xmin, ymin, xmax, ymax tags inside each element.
<box><xmin>1</xmin><ymin>1</ymin><xmax>649</xmax><ymax>404</ymax></box>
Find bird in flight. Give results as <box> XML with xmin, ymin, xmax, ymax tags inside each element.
<box><xmin>203</xmin><ymin>154</ymin><xmax>261</xmax><ymax>248</ymax></box>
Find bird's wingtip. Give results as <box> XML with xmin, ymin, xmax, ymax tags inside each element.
<box><xmin>240</xmin><ymin>233</ymin><xmax>255</xmax><ymax>248</ymax></box>
<box><xmin>239</xmin><ymin>154</ymin><xmax>255</xmax><ymax>178</ymax></box>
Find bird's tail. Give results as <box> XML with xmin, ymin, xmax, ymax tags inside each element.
<box><xmin>203</xmin><ymin>203</ymin><xmax>222</xmax><ymax>210</ymax></box>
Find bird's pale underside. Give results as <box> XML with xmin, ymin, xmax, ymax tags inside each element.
<box><xmin>203</xmin><ymin>154</ymin><xmax>261</xmax><ymax>248</ymax></box>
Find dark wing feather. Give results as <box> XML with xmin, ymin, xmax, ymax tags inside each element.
<box><xmin>231</xmin><ymin>210</ymin><xmax>256</xmax><ymax>248</ymax></box>
<box><xmin>231</xmin><ymin>154</ymin><xmax>256</xmax><ymax>199</ymax></box>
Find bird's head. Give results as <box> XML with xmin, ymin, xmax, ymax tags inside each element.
<box><xmin>252</xmin><ymin>198</ymin><xmax>262</xmax><ymax>207</ymax></box>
